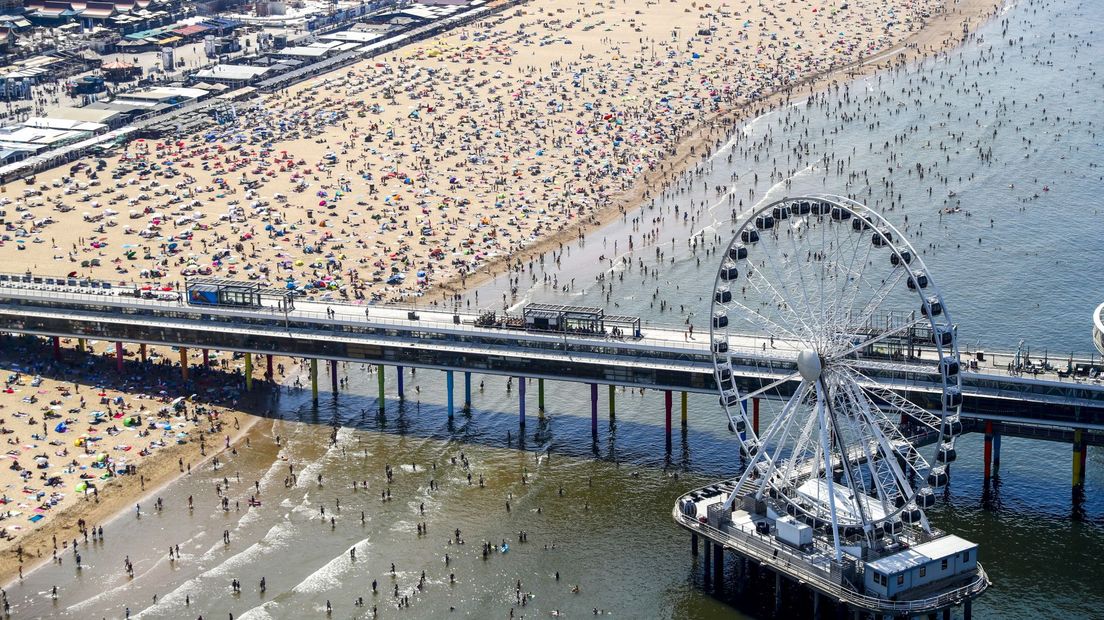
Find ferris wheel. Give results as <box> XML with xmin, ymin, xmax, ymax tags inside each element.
<box><xmin>709</xmin><ymin>196</ymin><xmax>963</xmax><ymax>559</ymax></box>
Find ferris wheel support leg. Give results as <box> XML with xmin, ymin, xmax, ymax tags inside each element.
<box><xmin>665</xmin><ymin>390</ymin><xmax>673</xmax><ymax>454</ymax></box>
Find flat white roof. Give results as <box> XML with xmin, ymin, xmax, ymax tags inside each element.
<box><xmin>866</xmin><ymin>534</ymin><xmax>976</xmax><ymax>575</ymax></box>
<box><xmin>194</xmin><ymin>64</ymin><xmax>271</xmax><ymax>81</ymax></box>
<box><xmin>319</xmin><ymin>30</ymin><xmax>384</xmax><ymax>43</ymax></box>
<box><xmin>865</xmin><ymin>547</ymin><xmax>928</xmax><ymax>574</ymax></box>
<box><xmin>274</xmin><ymin>45</ymin><xmax>331</xmax><ymax>58</ymax></box>
<box><xmin>911</xmin><ymin>534</ymin><xmax>976</xmax><ymax>560</ymax></box>
<box><xmin>47</xmin><ymin>106</ymin><xmax>123</xmax><ymax>124</ymax></box>
<box><xmin>22</xmin><ymin>117</ymin><xmax>107</xmax><ymax>132</ymax></box>
<box><xmin>796</xmin><ymin>479</ymin><xmax>888</xmax><ymax>524</ymax></box>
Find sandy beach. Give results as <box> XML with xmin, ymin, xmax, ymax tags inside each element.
<box><xmin>0</xmin><ymin>0</ymin><xmax>1000</xmax><ymax>594</ymax></box>
<box><xmin>2</xmin><ymin>0</ymin><xmax>997</xmax><ymax>309</ymax></box>
<box><xmin>0</xmin><ymin>338</ymin><xmax>274</xmax><ymax>586</ymax></box>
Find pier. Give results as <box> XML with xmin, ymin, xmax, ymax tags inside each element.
<box><xmin>0</xmin><ymin>275</ymin><xmax>1097</xmax><ymax>490</ymax></box>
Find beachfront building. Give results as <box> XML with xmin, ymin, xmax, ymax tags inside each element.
<box><xmin>0</xmin><ymin>119</ymin><xmax>107</xmax><ymax>163</ymax></box>
<box><xmin>192</xmin><ymin>63</ymin><xmax>270</xmax><ymax>87</ymax></box>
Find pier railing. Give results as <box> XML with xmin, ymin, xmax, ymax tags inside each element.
<box><xmin>672</xmin><ymin>508</ymin><xmax>990</xmax><ymax>614</ymax></box>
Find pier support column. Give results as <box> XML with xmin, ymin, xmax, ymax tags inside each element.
<box><xmin>202</xmin><ymin>349</ymin><xmax>209</xmax><ymax>368</ymax></box>
<box><xmin>266</xmin><ymin>354</ymin><xmax>273</xmax><ymax>382</ymax></box>
<box><xmin>115</xmin><ymin>342</ymin><xmax>124</xmax><ymax>374</ymax></box>
<box><xmin>753</xmin><ymin>397</ymin><xmax>760</xmax><ymax>435</ymax></box>
<box><xmin>1073</xmin><ymin>429</ymin><xmax>1085</xmax><ymax>489</ymax></box>
<box><xmin>964</xmin><ymin>599</ymin><xmax>972</xmax><ymax>620</ymax></box>
<box><xmin>590</xmin><ymin>383</ymin><xmax>598</xmax><ymax>438</ymax></box>
<box><xmin>942</xmin><ymin>608</ymin><xmax>951</xmax><ymax>620</ymax></box>
<box><xmin>665</xmin><ymin>390</ymin><xmax>673</xmax><ymax>454</ymax></box>
<box><xmin>376</xmin><ymin>365</ymin><xmax>385</xmax><ymax>413</ymax></box>
<box><xmin>464</xmin><ymin>372</ymin><xmax>472</xmax><ymax>413</ymax></box>
<box><xmin>537</xmin><ymin>378</ymin><xmax>545</xmax><ymax>415</ymax></box>
<box><xmin>518</xmin><ymin>377</ymin><xmax>526</xmax><ymax>427</ymax></box>
<box><xmin>983</xmin><ymin>420</ymin><xmax>993</xmax><ymax>485</ymax></box>
<box><xmin>691</xmin><ymin>532</ymin><xmax>698</xmax><ymax>556</ymax></box>
<box><xmin>812</xmin><ymin>590</ymin><xmax>819</xmax><ymax>620</ymax></box>
<box><xmin>310</xmin><ymin>359</ymin><xmax>318</xmax><ymax>404</ymax></box>
<box><xmin>179</xmin><ymin>347</ymin><xmax>188</xmax><ymax>382</ymax></box>
<box><xmin>681</xmin><ymin>391</ymin><xmax>688</xmax><ymax>428</ymax></box>
<box><xmin>446</xmin><ymin>370</ymin><xmax>455</xmax><ymax>419</ymax></box>
<box><xmin>77</xmin><ymin>338</ymin><xmax>85</xmax><ymax>353</ymax></box>
<box><xmin>396</xmin><ymin>366</ymin><xmax>404</xmax><ymax>400</ymax></box>
<box><xmin>711</xmin><ymin>543</ymin><xmax>723</xmax><ymax>592</ymax></box>
<box><xmin>245</xmin><ymin>353</ymin><xmax>253</xmax><ymax>391</ymax></box>
<box><xmin>330</xmin><ymin>360</ymin><xmax>338</xmax><ymax>393</ymax></box>
<box><xmin>774</xmin><ymin>571</ymin><xmax>782</xmax><ymax>615</ymax></box>
<box><xmin>992</xmin><ymin>432</ymin><xmax>1002</xmax><ymax>476</ymax></box>
<box><xmin>52</xmin><ymin>336</ymin><xmax>61</xmax><ymax>362</ymax></box>
<box><xmin>608</xmin><ymin>384</ymin><xmax>616</xmax><ymax>420</ymax></box>
<box><xmin>703</xmin><ymin>538</ymin><xmax>712</xmax><ymax>582</ymax></box>
<box><xmin>139</xmin><ymin>343</ymin><xmax>147</xmax><ymax>363</ymax></box>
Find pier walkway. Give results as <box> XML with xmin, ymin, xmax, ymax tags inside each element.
<box><xmin>0</xmin><ymin>278</ymin><xmax>1099</xmax><ymax>437</ymax></box>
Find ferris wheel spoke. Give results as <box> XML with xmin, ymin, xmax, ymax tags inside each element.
<box><xmin>753</xmin><ymin>229</ymin><xmax>826</xmax><ymax>345</ymax></box>
<box><xmin>826</xmin><ymin>219</ymin><xmax>881</xmax><ymax>349</ymax></box>
<box><xmin>847</xmin><ymin>266</ymin><xmax>910</xmax><ymax>336</ymax></box>
<box><xmin>741</xmin><ymin>254</ymin><xmax>819</xmax><ymax>344</ymax></box>
<box><xmin>783</xmin><ymin>218</ymin><xmax>827</xmax><ymax>347</ymax></box>
<box><xmin>837</xmin><ymin>378</ymin><xmax>904</xmax><ymax>518</ymax></box>
<box><xmin>842</xmin><ymin>365</ymin><xmax>945</xmax><ymax>433</ymax></box>
<box><xmin>739</xmin><ymin>370</ymin><xmax>802</xmax><ymax>403</ymax></box>
<box><xmin>827</xmin><ymin>316</ymin><xmax>928</xmax><ymax>362</ymax></box>
<box><xmin>751</xmin><ymin>383</ymin><xmax>811</xmax><ymax>499</ymax></box>
<box><xmin>839</xmin><ymin>368</ymin><xmax>935</xmax><ymax>480</ymax></box>
<box><xmin>723</xmin><ymin>297</ymin><xmax>809</xmax><ymax>348</ymax></box>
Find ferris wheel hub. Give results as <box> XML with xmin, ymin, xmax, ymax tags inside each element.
<box><xmin>797</xmin><ymin>349</ymin><xmax>822</xmax><ymax>382</ymax></box>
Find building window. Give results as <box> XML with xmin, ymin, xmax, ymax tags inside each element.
<box><xmin>941</xmin><ymin>559</ymin><xmax>948</xmax><ymax>570</ymax></box>
<box><xmin>897</xmin><ymin>575</ymin><xmax>905</xmax><ymax>586</ymax></box>
<box><xmin>920</xmin><ymin>566</ymin><xmax>927</xmax><ymax>578</ymax></box>
<box><xmin>962</xmin><ymin>551</ymin><xmax>970</xmax><ymax>562</ymax></box>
